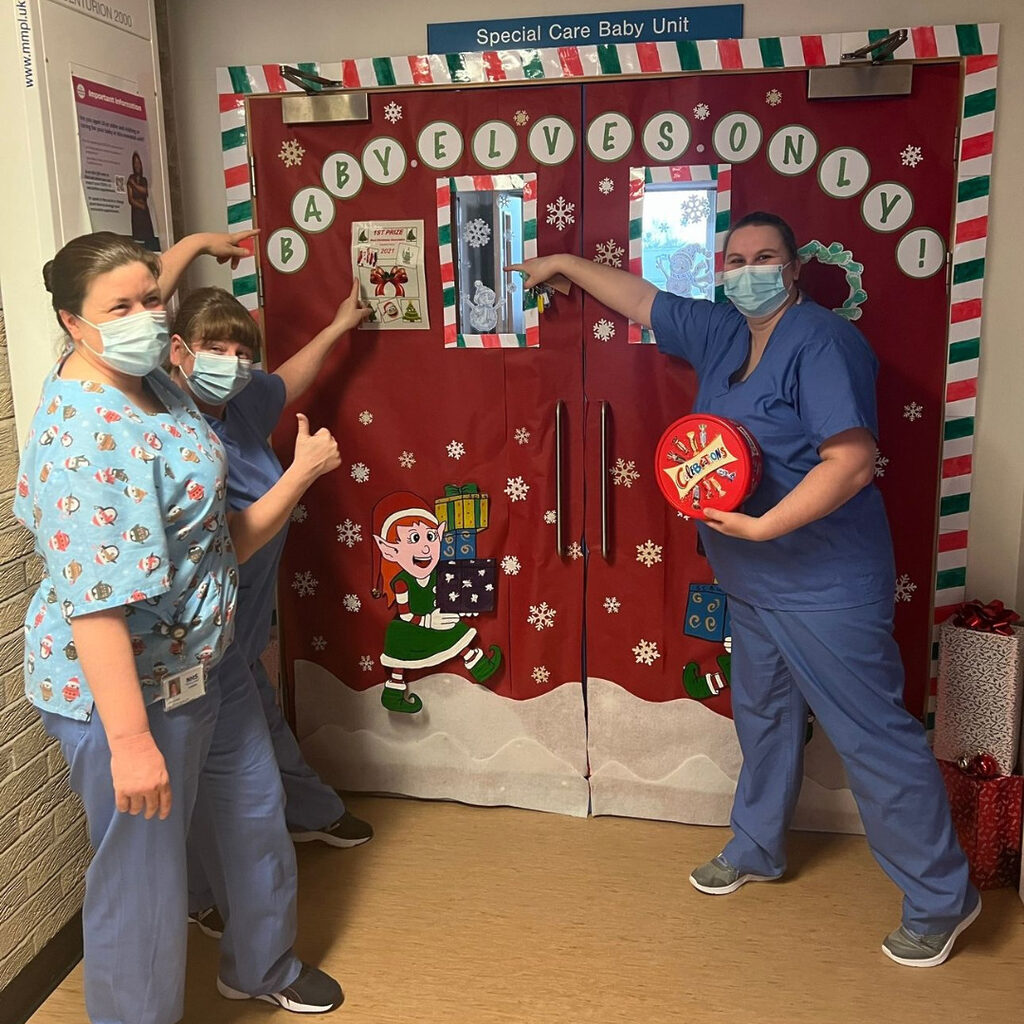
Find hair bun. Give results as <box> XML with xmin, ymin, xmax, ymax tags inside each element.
<box><xmin>42</xmin><ymin>260</ymin><xmax>55</xmax><ymax>294</ymax></box>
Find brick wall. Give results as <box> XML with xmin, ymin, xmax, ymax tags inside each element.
<box><xmin>0</xmin><ymin>310</ymin><xmax>90</xmax><ymax>991</ymax></box>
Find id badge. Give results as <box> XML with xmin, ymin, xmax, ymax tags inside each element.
<box><xmin>162</xmin><ymin>665</ymin><xmax>206</xmax><ymax>709</ymax></box>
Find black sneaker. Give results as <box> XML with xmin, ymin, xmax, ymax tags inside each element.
<box><xmin>188</xmin><ymin>906</ymin><xmax>225</xmax><ymax>939</ymax></box>
<box><xmin>218</xmin><ymin>963</ymin><xmax>344</xmax><ymax>1013</ymax></box>
<box><xmin>290</xmin><ymin>810</ymin><xmax>374</xmax><ymax>849</ymax></box>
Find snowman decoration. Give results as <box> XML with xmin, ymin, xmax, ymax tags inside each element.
<box><xmin>467</xmin><ymin>280</ymin><xmax>500</xmax><ymax>333</ymax></box>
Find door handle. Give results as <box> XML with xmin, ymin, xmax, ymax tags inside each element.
<box><xmin>555</xmin><ymin>400</ymin><xmax>565</xmax><ymax>558</ymax></box>
<box><xmin>600</xmin><ymin>401</ymin><xmax>609</xmax><ymax>561</ymax></box>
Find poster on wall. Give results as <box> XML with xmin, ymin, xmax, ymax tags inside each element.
<box><xmin>351</xmin><ymin>220</ymin><xmax>430</xmax><ymax>330</ymax></box>
<box><xmin>72</xmin><ymin>74</ymin><xmax>159</xmax><ymax>250</ymax></box>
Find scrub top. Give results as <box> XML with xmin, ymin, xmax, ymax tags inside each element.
<box><xmin>14</xmin><ymin>363</ymin><xmax>238</xmax><ymax>721</ymax></box>
<box><xmin>203</xmin><ymin>369</ymin><xmax>288</xmax><ymax>666</ymax></box>
<box><xmin>650</xmin><ymin>292</ymin><xmax>895</xmax><ymax>611</ymax></box>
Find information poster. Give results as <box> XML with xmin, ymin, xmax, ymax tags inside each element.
<box><xmin>73</xmin><ymin>75</ymin><xmax>159</xmax><ymax>249</ymax></box>
<box><xmin>352</xmin><ymin>220</ymin><xmax>430</xmax><ymax>330</ymax></box>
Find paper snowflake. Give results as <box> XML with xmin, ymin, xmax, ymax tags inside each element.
<box><xmin>358</xmin><ymin>410</ymin><xmax>373</xmax><ymax>426</ymax></box>
<box><xmin>895</xmin><ymin>573</ymin><xmax>918</xmax><ymax>603</ymax></box>
<box><xmin>447</xmin><ymin>440</ymin><xmax>466</xmax><ymax>460</ymax></box>
<box><xmin>636</xmin><ymin>539</ymin><xmax>663</xmax><ymax>568</ymax></box>
<box><xmin>593</xmin><ymin>318</ymin><xmax>616</xmax><ymax>342</ymax></box>
<box><xmin>604</xmin><ymin>596</ymin><xmax>621</xmax><ymax>614</ymax></box>
<box><xmin>398</xmin><ymin>450</ymin><xmax>416</xmax><ymax>469</ymax></box>
<box><xmin>336</xmin><ymin>519</ymin><xmax>363</xmax><ymax>547</ymax></box>
<box><xmin>350</xmin><ymin>462</ymin><xmax>370</xmax><ymax>484</ymax></box>
<box><xmin>544</xmin><ymin>510</ymin><xmax>557</xmax><ymax>525</ymax></box>
<box><xmin>903</xmin><ymin>402</ymin><xmax>924</xmax><ymax>422</ymax></box>
<box><xmin>567</xmin><ymin>541</ymin><xmax>583</xmax><ymax>561</ymax></box>
<box><xmin>383</xmin><ymin>101</ymin><xmax>403</xmax><ymax>124</ymax></box>
<box><xmin>292</xmin><ymin>571</ymin><xmax>318</xmax><ymax>597</ymax></box>
<box><xmin>359</xmin><ymin>655</ymin><xmax>375</xmax><ymax>672</ymax></box>
<box><xmin>874</xmin><ymin>450</ymin><xmax>889</xmax><ymax>478</ymax></box>
<box><xmin>611</xmin><ymin>458</ymin><xmax>639</xmax><ymax>488</ymax></box>
<box><xmin>632</xmin><ymin>638</ymin><xmax>661</xmax><ymax>666</ymax></box>
<box><xmin>514</xmin><ymin>109</ymin><xmax>530</xmax><ymax>127</ymax></box>
<box><xmin>343</xmin><ymin>593</ymin><xmax>361</xmax><ymax>613</ymax></box>
<box><xmin>598</xmin><ymin>177</ymin><xmax>615</xmax><ymax>195</ymax></box>
<box><xmin>593</xmin><ymin>239</ymin><xmax>625</xmax><ymax>267</ymax></box>
<box><xmin>514</xmin><ymin>427</ymin><xmax>531</xmax><ymax>446</ymax></box>
<box><xmin>464</xmin><ymin>218</ymin><xmax>491</xmax><ymax>248</ymax></box>
<box><xmin>311</xmin><ymin>635</ymin><xmax>327</xmax><ymax>651</ymax></box>
<box><xmin>290</xmin><ymin>504</ymin><xmax>308</xmax><ymax>523</ymax></box>
<box><xmin>532</xmin><ymin>665</ymin><xmax>550</xmax><ymax>685</ymax></box>
<box><xmin>693</xmin><ymin>102</ymin><xmax>710</xmax><ymax>121</ymax></box>
<box><xmin>527</xmin><ymin>601</ymin><xmax>557</xmax><ymax>631</ymax></box>
<box><xmin>278</xmin><ymin>139</ymin><xmax>305</xmax><ymax>167</ymax></box>
<box><xmin>900</xmin><ymin>145</ymin><xmax>923</xmax><ymax>168</ymax></box>
<box><xmin>766</xmin><ymin>88</ymin><xmax>783</xmax><ymax>107</ymax></box>
<box><xmin>679</xmin><ymin>193</ymin><xmax>711</xmax><ymax>228</ymax></box>
<box><xmin>505</xmin><ymin>476</ymin><xmax>530</xmax><ymax>502</ymax></box>
<box><xmin>501</xmin><ymin>554</ymin><xmax>521</xmax><ymax>576</ymax></box>
<box><xmin>546</xmin><ymin>196</ymin><xmax>576</xmax><ymax>231</ymax></box>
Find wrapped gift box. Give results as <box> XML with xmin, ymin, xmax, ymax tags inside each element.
<box><xmin>436</xmin><ymin>559</ymin><xmax>497</xmax><ymax>613</ymax></box>
<box><xmin>938</xmin><ymin>759</ymin><xmax>1023</xmax><ymax>890</ymax></box>
<box><xmin>683</xmin><ymin>583</ymin><xmax>730</xmax><ymax>643</ymax></box>
<box><xmin>441</xmin><ymin>529</ymin><xmax>477</xmax><ymax>561</ymax></box>
<box><xmin>934</xmin><ymin>620</ymin><xmax>1024</xmax><ymax>776</ymax></box>
<box><xmin>435</xmin><ymin>483</ymin><xmax>489</xmax><ymax>532</ymax></box>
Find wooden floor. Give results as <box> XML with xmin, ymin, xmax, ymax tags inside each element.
<box><xmin>30</xmin><ymin>794</ymin><xmax>1024</xmax><ymax>1023</ymax></box>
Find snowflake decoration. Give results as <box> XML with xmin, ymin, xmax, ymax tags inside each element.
<box><xmin>632</xmin><ymin>639</ymin><xmax>661</xmax><ymax>666</ymax></box>
<box><xmin>543</xmin><ymin>510</ymin><xmax>557</xmax><ymax>525</ymax></box>
<box><xmin>505</xmin><ymin>476</ymin><xmax>530</xmax><ymax>502</ymax></box>
<box><xmin>593</xmin><ymin>318</ymin><xmax>616</xmax><ymax>342</ymax></box>
<box><xmin>895</xmin><ymin>573</ymin><xmax>918</xmax><ymax>603</ymax></box>
<box><xmin>611</xmin><ymin>458</ymin><xmax>639</xmax><ymax>488</ymax></box>
<box><xmin>636</xmin><ymin>539</ymin><xmax>663</xmax><ymax>568</ymax></box>
<box><xmin>398</xmin><ymin>450</ymin><xmax>416</xmax><ymax>469</ymax></box>
<box><xmin>567</xmin><ymin>541</ymin><xmax>583</xmax><ymax>561</ymax></box>
<box><xmin>290</xmin><ymin>504</ymin><xmax>308</xmax><ymax>524</ymax></box>
<box><xmin>311</xmin><ymin>635</ymin><xmax>327</xmax><ymax>652</ymax></box>
<box><xmin>903</xmin><ymin>401</ymin><xmax>924</xmax><ymax>422</ymax></box>
<box><xmin>593</xmin><ymin>239</ymin><xmax>625</xmax><ymax>267</ymax></box>
<box><xmin>278</xmin><ymin>139</ymin><xmax>305</xmax><ymax>167</ymax></box>
<box><xmin>464</xmin><ymin>218</ymin><xmax>491</xmax><ymax>248</ymax></box>
<box><xmin>359</xmin><ymin>655</ymin><xmax>375</xmax><ymax>672</ymax></box>
<box><xmin>350</xmin><ymin>462</ymin><xmax>370</xmax><ymax>484</ymax></box>
<box><xmin>501</xmin><ymin>554</ymin><xmax>521</xmax><ymax>576</ymax></box>
<box><xmin>292</xmin><ymin>571</ymin><xmax>318</xmax><ymax>597</ymax></box>
<box><xmin>900</xmin><ymin>145</ymin><xmax>923</xmax><ymax>168</ymax></box>
<box><xmin>527</xmin><ymin>602</ymin><xmax>557</xmax><ymax>631</ymax></box>
<box><xmin>545</xmin><ymin>196</ymin><xmax>576</xmax><ymax>231</ymax></box>
<box><xmin>447</xmin><ymin>440</ymin><xmax>466</xmax><ymax>461</ymax></box>
<box><xmin>383</xmin><ymin>101</ymin><xmax>403</xmax><ymax>124</ymax></box>
<box><xmin>679</xmin><ymin>193</ymin><xmax>711</xmax><ymax>228</ymax></box>
<box><xmin>336</xmin><ymin>519</ymin><xmax>363</xmax><ymax>547</ymax></box>
<box><xmin>598</xmin><ymin>177</ymin><xmax>615</xmax><ymax>195</ymax></box>
<box><xmin>358</xmin><ymin>410</ymin><xmax>373</xmax><ymax>426</ymax></box>
<box><xmin>514</xmin><ymin>427</ymin><xmax>531</xmax><ymax>446</ymax></box>
<box><xmin>532</xmin><ymin>665</ymin><xmax>550</xmax><ymax>685</ymax></box>
<box><xmin>693</xmin><ymin>102</ymin><xmax>710</xmax><ymax>121</ymax></box>
<box><xmin>604</xmin><ymin>596</ymin><xmax>621</xmax><ymax>614</ymax></box>
<box><xmin>765</xmin><ymin>88</ymin><xmax>783</xmax><ymax>107</ymax></box>
<box><xmin>874</xmin><ymin>450</ymin><xmax>889</xmax><ymax>478</ymax></box>
<box><xmin>343</xmin><ymin>593</ymin><xmax>361</xmax><ymax>613</ymax></box>
<box><xmin>514</xmin><ymin>109</ymin><xmax>530</xmax><ymax>127</ymax></box>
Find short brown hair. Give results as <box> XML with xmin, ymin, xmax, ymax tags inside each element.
<box><xmin>43</xmin><ymin>232</ymin><xmax>161</xmax><ymax>336</ymax></box>
<box><xmin>725</xmin><ymin>212</ymin><xmax>799</xmax><ymax>263</ymax></box>
<box><xmin>171</xmin><ymin>287</ymin><xmax>262</xmax><ymax>358</ymax></box>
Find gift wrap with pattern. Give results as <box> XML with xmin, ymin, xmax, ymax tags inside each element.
<box><xmin>934</xmin><ymin>623</ymin><xmax>1024</xmax><ymax>776</ymax></box>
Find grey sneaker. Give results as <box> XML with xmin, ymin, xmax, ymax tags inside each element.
<box><xmin>218</xmin><ymin>962</ymin><xmax>343</xmax><ymax>1013</ymax></box>
<box><xmin>881</xmin><ymin>896</ymin><xmax>982</xmax><ymax>968</ymax></box>
<box><xmin>290</xmin><ymin>810</ymin><xmax>374</xmax><ymax>849</ymax></box>
<box><xmin>689</xmin><ymin>854</ymin><xmax>780</xmax><ymax>895</ymax></box>
<box><xmin>188</xmin><ymin>905</ymin><xmax>225</xmax><ymax>939</ymax></box>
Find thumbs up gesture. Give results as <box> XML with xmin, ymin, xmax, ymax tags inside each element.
<box><xmin>292</xmin><ymin>413</ymin><xmax>341</xmax><ymax>482</ymax></box>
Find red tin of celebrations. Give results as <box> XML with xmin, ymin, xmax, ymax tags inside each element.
<box><xmin>655</xmin><ymin>414</ymin><xmax>762</xmax><ymax>520</ymax></box>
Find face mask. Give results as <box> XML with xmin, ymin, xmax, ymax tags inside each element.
<box><xmin>77</xmin><ymin>309</ymin><xmax>170</xmax><ymax>376</ymax></box>
<box><xmin>182</xmin><ymin>341</ymin><xmax>252</xmax><ymax>404</ymax></box>
<box><xmin>723</xmin><ymin>262</ymin><xmax>793</xmax><ymax>318</ymax></box>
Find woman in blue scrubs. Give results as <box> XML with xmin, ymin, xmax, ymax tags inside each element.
<box><xmin>513</xmin><ymin>212</ymin><xmax>978</xmax><ymax>968</ymax></box>
<box><xmin>166</xmin><ymin>284</ymin><xmax>373</xmax><ymax>935</ymax></box>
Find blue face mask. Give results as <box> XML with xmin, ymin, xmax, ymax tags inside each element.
<box><xmin>722</xmin><ymin>262</ymin><xmax>793</xmax><ymax>318</ymax></box>
<box><xmin>182</xmin><ymin>341</ymin><xmax>252</xmax><ymax>404</ymax></box>
<box><xmin>77</xmin><ymin>309</ymin><xmax>169</xmax><ymax>376</ymax></box>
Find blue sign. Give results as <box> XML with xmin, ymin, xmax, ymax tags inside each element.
<box><xmin>428</xmin><ymin>6</ymin><xmax>743</xmax><ymax>54</ymax></box>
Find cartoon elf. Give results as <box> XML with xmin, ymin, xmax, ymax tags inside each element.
<box><xmin>372</xmin><ymin>491</ymin><xmax>502</xmax><ymax>714</ymax></box>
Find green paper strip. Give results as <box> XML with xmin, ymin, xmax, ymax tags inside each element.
<box><xmin>940</xmin><ymin>493</ymin><xmax>971</xmax><ymax>517</ymax></box>
<box><xmin>943</xmin><ymin>416</ymin><xmax>974</xmax><ymax>441</ymax></box>
<box><xmin>597</xmin><ymin>44</ymin><xmax>622</xmax><ymax>75</ymax></box>
<box><xmin>952</xmin><ymin>258</ymin><xmax>985</xmax><ymax>285</ymax></box>
<box><xmin>758</xmin><ymin>37</ymin><xmax>784</xmax><ymax>68</ymax></box>
<box><xmin>221</xmin><ymin>125</ymin><xmax>247</xmax><ymax>151</ymax></box>
<box><xmin>958</xmin><ymin>176</ymin><xmax>989</xmax><ymax>202</ymax></box>
<box><xmin>227</xmin><ymin>200</ymin><xmax>252</xmax><ymax>225</ymax></box>
<box><xmin>372</xmin><ymin>57</ymin><xmax>397</xmax><ymax>87</ymax></box>
<box><xmin>949</xmin><ymin>338</ymin><xmax>980</xmax><ymax>363</ymax></box>
<box><xmin>963</xmin><ymin>88</ymin><xmax>996</xmax><ymax>118</ymax></box>
<box><xmin>676</xmin><ymin>40</ymin><xmax>702</xmax><ymax>71</ymax></box>
<box><xmin>936</xmin><ymin>567</ymin><xmax>967</xmax><ymax>590</ymax></box>
<box><xmin>232</xmin><ymin>273</ymin><xmax>258</xmax><ymax>296</ymax></box>
<box><xmin>228</xmin><ymin>66</ymin><xmax>251</xmax><ymax>94</ymax></box>
<box><xmin>955</xmin><ymin>24</ymin><xmax>983</xmax><ymax>56</ymax></box>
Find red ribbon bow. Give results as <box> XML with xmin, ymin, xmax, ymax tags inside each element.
<box><xmin>951</xmin><ymin>598</ymin><xmax>1020</xmax><ymax>635</ymax></box>
<box><xmin>368</xmin><ymin>266</ymin><xmax>408</xmax><ymax>297</ymax></box>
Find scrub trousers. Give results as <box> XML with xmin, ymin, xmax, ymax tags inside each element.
<box><xmin>722</xmin><ymin>596</ymin><xmax>976</xmax><ymax>935</ymax></box>
<box><xmin>187</xmin><ymin>650</ymin><xmax>345</xmax><ymax>914</ymax></box>
<box><xmin>42</xmin><ymin>666</ymin><xmax>300</xmax><ymax>1024</ymax></box>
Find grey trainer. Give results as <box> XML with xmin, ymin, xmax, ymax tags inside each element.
<box><xmin>881</xmin><ymin>896</ymin><xmax>982</xmax><ymax>968</ymax></box>
<box><xmin>688</xmin><ymin>854</ymin><xmax>780</xmax><ymax>895</ymax></box>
